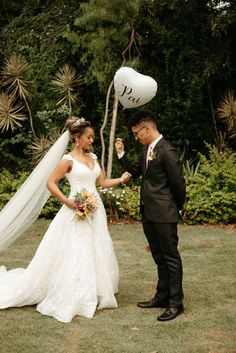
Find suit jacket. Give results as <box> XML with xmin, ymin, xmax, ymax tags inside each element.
<box><xmin>120</xmin><ymin>138</ymin><xmax>186</xmax><ymax>223</ymax></box>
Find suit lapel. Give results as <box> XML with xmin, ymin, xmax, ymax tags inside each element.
<box><xmin>142</xmin><ymin>145</ymin><xmax>149</xmax><ymax>175</ymax></box>
<box><xmin>145</xmin><ymin>138</ymin><xmax>164</xmax><ymax>174</ymax></box>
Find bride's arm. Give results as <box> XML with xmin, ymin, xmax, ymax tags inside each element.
<box><xmin>96</xmin><ymin>169</ymin><xmax>131</xmax><ymax>188</ymax></box>
<box><xmin>46</xmin><ymin>159</ymin><xmax>75</xmax><ymax>209</ymax></box>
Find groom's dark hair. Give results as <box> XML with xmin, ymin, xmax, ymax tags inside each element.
<box><xmin>129</xmin><ymin>109</ymin><xmax>157</xmax><ymax>128</ymax></box>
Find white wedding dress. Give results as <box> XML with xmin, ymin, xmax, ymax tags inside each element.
<box><xmin>0</xmin><ymin>153</ymin><xmax>119</xmax><ymax>323</ymax></box>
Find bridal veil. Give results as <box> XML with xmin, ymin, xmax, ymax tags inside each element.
<box><xmin>0</xmin><ymin>131</ymin><xmax>69</xmax><ymax>252</ymax></box>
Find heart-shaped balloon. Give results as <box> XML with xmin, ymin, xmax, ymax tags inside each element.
<box><xmin>114</xmin><ymin>67</ymin><xmax>158</xmax><ymax>109</ymax></box>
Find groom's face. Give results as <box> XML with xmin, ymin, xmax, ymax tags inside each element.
<box><xmin>132</xmin><ymin>123</ymin><xmax>149</xmax><ymax>145</ymax></box>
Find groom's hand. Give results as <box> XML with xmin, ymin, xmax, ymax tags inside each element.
<box><xmin>120</xmin><ymin>172</ymin><xmax>132</xmax><ymax>183</ymax></box>
<box><xmin>115</xmin><ymin>138</ymin><xmax>124</xmax><ymax>154</ymax></box>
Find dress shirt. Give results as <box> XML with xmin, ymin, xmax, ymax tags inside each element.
<box><xmin>146</xmin><ymin>135</ymin><xmax>163</xmax><ymax>164</ymax></box>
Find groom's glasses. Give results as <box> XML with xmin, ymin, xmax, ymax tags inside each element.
<box><xmin>133</xmin><ymin>125</ymin><xmax>146</xmax><ymax>138</ymax></box>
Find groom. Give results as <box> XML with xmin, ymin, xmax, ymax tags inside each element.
<box><xmin>115</xmin><ymin>109</ymin><xmax>186</xmax><ymax>321</ymax></box>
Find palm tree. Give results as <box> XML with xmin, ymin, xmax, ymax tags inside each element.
<box><xmin>1</xmin><ymin>53</ymin><xmax>36</xmax><ymax>138</ymax></box>
<box><xmin>28</xmin><ymin>128</ymin><xmax>62</xmax><ymax>164</ymax></box>
<box><xmin>0</xmin><ymin>92</ymin><xmax>26</xmax><ymax>132</ymax></box>
<box><xmin>52</xmin><ymin>64</ymin><xmax>83</xmax><ymax>114</ymax></box>
<box><xmin>217</xmin><ymin>90</ymin><xmax>236</xmax><ymax>140</ymax></box>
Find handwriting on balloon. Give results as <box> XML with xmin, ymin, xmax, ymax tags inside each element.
<box><xmin>114</xmin><ymin>66</ymin><xmax>158</xmax><ymax>109</ymax></box>
<box><xmin>120</xmin><ymin>84</ymin><xmax>141</xmax><ymax>104</ymax></box>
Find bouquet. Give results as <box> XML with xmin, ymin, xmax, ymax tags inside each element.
<box><xmin>74</xmin><ymin>188</ymin><xmax>98</xmax><ymax>221</ymax></box>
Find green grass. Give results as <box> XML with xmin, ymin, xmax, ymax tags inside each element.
<box><xmin>0</xmin><ymin>220</ymin><xmax>235</xmax><ymax>353</ymax></box>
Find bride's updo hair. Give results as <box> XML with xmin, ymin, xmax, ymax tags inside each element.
<box><xmin>64</xmin><ymin>116</ymin><xmax>93</xmax><ymax>142</ymax></box>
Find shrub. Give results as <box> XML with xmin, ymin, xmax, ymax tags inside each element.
<box><xmin>40</xmin><ymin>179</ymin><xmax>70</xmax><ymax>218</ymax></box>
<box><xmin>41</xmin><ymin>184</ymin><xmax>142</xmax><ymax>221</ymax></box>
<box><xmin>0</xmin><ymin>169</ymin><xmax>28</xmax><ymax>209</ymax></box>
<box><xmin>98</xmin><ymin>185</ymin><xmax>141</xmax><ymax>222</ymax></box>
<box><xmin>183</xmin><ymin>144</ymin><xmax>236</xmax><ymax>224</ymax></box>
<box><xmin>2</xmin><ymin>144</ymin><xmax>236</xmax><ymax>225</ymax></box>
<box><xmin>0</xmin><ymin>170</ymin><xmax>70</xmax><ymax>219</ymax></box>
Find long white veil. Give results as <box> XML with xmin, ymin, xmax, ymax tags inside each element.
<box><xmin>0</xmin><ymin>130</ymin><xmax>70</xmax><ymax>252</ymax></box>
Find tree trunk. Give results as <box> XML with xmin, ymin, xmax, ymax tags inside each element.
<box><xmin>100</xmin><ymin>80</ymin><xmax>114</xmax><ymax>174</ymax></box>
<box><xmin>24</xmin><ymin>98</ymin><xmax>36</xmax><ymax>139</ymax></box>
<box><xmin>106</xmin><ymin>95</ymin><xmax>118</xmax><ymax>178</ymax></box>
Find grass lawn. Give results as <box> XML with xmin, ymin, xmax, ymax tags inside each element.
<box><xmin>0</xmin><ymin>219</ymin><xmax>235</xmax><ymax>353</ymax></box>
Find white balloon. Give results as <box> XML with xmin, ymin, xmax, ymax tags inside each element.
<box><xmin>114</xmin><ymin>67</ymin><xmax>158</xmax><ymax>109</ymax></box>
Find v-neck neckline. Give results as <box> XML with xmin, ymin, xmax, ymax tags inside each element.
<box><xmin>69</xmin><ymin>154</ymin><xmax>96</xmax><ymax>171</ymax></box>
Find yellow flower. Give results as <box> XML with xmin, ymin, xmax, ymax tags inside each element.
<box><xmin>74</xmin><ymin>188</ymin><xmax>98</xmax><ymax>221</ymax></box>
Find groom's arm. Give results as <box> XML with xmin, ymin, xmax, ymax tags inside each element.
<box><xmin>115</xmin><ymin>138</ymin><xmax>142</xmax><ymax>179</ymax></box>
<box><xmin>162</xmin><ymin>145</ymin><xmax>186</xmax><ymax>210</ymax></box>
<box><xmin>118</xmin><ymin>154</ymin><xmax>142</xmax><ymax>180</ymax></box>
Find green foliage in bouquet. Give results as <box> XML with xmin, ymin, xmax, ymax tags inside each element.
<box><xmin>183</xmin><ymin>144</ymin><xmax>236</xmax><ymax>224</ymax></box>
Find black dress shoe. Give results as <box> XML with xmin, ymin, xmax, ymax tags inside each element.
<box><xmin>157</xmin><ymin>305</ymin><xmax>184</xmax><ymax>321</ymax></box>
<box><xmin>137</xmin><ymin>298</ymin><xmax>169</xmax><ymax>308</ymax></box>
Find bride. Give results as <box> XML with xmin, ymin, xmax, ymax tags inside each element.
<box><xmin>0</xmin><ymin>117</ymin><xmax>131</xmax><ymax>323</ymax></box>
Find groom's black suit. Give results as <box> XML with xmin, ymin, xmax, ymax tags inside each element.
<box><xmin>120</xmin><ymin>137</ymin><xmax>186</xmax><ymax>307</ymax></box>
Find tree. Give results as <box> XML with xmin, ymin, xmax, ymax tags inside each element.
<box><xmin>217</xmin><ymin>90</ymin><xmax>236</xmax><ymax>141</ymax></box>
<box><xmin>0</xmin><ymin>92</ymin><xmax>26</xmax><ymax>132</ymax></box>
<box><xmin>65</xmin><ymin>0</ymin><xmax>142</xmax><ymax>176</ymax></box>
<box><xmin>0</xmin><ymin>0</ymin><xmax>235</xmax><ymax>173</ymax></box>
<box><xmin>1</xmin><ymin>53</ymin><xmax>36</xmax><ymax>137</ymax></box>
<box><xmin>0</xmin><ymin>0</ymin><xmax>81</xmax><ymax>116</ymax></box>
<box><xmin>0</xmin><ymin>0</ymin><xmax>83</xmax><ymax>170</ymax></box>
<box><xmin>210</xmin><ymin>0</ymin><xmax>236</xmax><ymax>149</ymax></box>
<box><xmin>0</xmin><ymin>0</ymin><xmax>26</xmax><ymax>30</ymax></box>
<box><xmin>52</xmin><ymin>63</ymin><xmax>84</xmax><ymax>115</ymax></box>
<box><xmin>136</xmin><ymin>0</ymin><xmax>236</xmax><ymax>155</ymax></box>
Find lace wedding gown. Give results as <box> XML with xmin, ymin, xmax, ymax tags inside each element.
<box><xmin>0</xmin><ymin>153</ymin><xmax>119</xmax><ymax>323</ymax></box>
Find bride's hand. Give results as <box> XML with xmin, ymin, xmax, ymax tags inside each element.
<box><xmin>66</xmin><ymin>199</ymin><xmax>77</xmax><ymax>210</ymax></box>
<box><xmin>120</xmin><ymin>172</ymin><xmax>132</xmax><ymax>184</ymax></box>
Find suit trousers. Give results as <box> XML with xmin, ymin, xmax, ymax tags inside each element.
<box><xmin>142</xmin><ymin>221</ymin><xmax>184</xmax><ymax>307</ymax></box>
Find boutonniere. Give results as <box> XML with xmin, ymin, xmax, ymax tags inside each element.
<box><xmin>148</xmin><ymin>150</ymin><xmax>158</xmax><ymax>162</ymax></box>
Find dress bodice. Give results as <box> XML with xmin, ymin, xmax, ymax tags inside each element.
<box><xmin>62</xmin><ymin>153</ymin><xmax>101</xmax><ymax>197</ymax></box>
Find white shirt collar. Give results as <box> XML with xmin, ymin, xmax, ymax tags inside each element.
<box><xmin>149</xmin><ymin>134</ymin><xmax>163</xmax><ymax>149</ymax></box>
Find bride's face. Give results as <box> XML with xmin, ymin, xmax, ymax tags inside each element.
<box><xmin>76</xmin><ymin>127</ymin><xmax>94</xmax><ymax>151</ymax></box>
